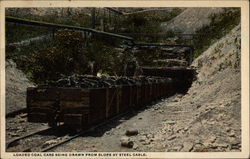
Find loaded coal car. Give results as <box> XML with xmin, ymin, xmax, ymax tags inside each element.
<box><xmin>27</xmin><ymin>75</ymin><xmax>178</xmax><ymax>127</ymax></box>
<box><xmin>27</xmin><ymin>44</ymin><xmax>196</xmax><ymax>127</ymax></box>
<box><xmin>134</xmin><ymin>44</ymin><xmax>196</xmax><ymax>93</ymax></box>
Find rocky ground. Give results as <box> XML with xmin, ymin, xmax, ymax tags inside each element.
<box><xmin>6</xmin><ymin>113</ymin><xmax>45</xmax><ymax>143</ymax></box>
<box><xmin>51</xmin><ymin>24</ymin><xmax>241</xmax><ymax>152</ymax></box>
<box><xmin>5</xmin><ymin>59</ymin><xmax>34</xmax><ymax>114</ymax></box>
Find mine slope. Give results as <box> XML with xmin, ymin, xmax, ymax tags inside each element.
<box><xmin>5</xmin><ymin>8</ymin><xmax>241</xmax><ymax>153</ymax></box>
<box><xmin>51</xmin><ymin>24</ymin><xmax>241</xmax><ymax>152</ymax></box>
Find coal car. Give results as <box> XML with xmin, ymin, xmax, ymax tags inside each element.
<box><xmin>27</xmin><ymin>76</ymin><xmax>181</xmax><ymax>127</ymax></box>
<box><xmin>27</xmin><ymin>45</ymin><xmax>196</xmax><ymax>127</ymax></box>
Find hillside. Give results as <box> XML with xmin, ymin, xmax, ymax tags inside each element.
<box><xmin>5</xmin><ymin>59</ymin><xmax>34</xmax><ymax>114</ymax></box>
<box><xmin>161</xmin><ymin>8</ymin><xmax>224</xmax><ymax>34</ymax></box>
<box><xmin>148</xmin><ymin>24</ymin><xmax>241</xmax><ymax>151</ymax></box>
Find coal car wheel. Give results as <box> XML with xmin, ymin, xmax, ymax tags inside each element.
<box><xmin>48</xmin><ymin>122</ymin><xmax>57</xmax><ymax>127</ymax></box>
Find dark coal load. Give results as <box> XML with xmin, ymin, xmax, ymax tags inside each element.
<box><xmin>37</xmin><ymin>74</ymin><xmax>172</xmax><ymax>89</ymax></box>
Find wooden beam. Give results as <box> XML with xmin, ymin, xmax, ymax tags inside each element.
<box><xmin>134</xmin><ymin>42</ymin><xmax>194</xmax><ymax>49</ymax></box>
<box><xmin>104</xmin><ymin>7</ymin><xmax>175</xmax><ymax>16</ymax></box>
<box><xmin>6</xmin><ymin>16</ymin><xmax>133</xmax><ymax>41</ymax></box>
<box><xmin>105</xmin><ymin>7</ymin><xmax>124</xmax><ymax>16</ymax></box>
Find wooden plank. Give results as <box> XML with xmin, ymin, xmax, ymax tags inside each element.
<box><xmin>60</xmin><ymin>100</ymin><xmax>90</xmax><ymax>109</ymax></box>
<box><xmin>105</xmin><ymin>7</ymin><xmax>124</xmax><ymax>15</ymax></box>
<box><xmin>27</xmin><ymin>88</ymin><xmax>59</xmax><ymax>101</ymax></box>
<box><xmin>106</xmin><ymin>87</ymin><xmax>121</xmax><ymax>117</ymax></box>
<box><xmin>136</xmin><ymin>85</ymin><xmax>142</xmax><ymax>107</ymax></box>
<box><xmin>90</xmin><ymin>88</ymin><xmax>107</xmax><ymax>108</ymax></box>
<box><xmin>116</xmin><ymin>87</ymin><xmax>122</xmax><ymax>114</ymax></box>
<box><xmin>105</xmin><ymin>88</ymin><xmax>109</xmax><ymax>118</ymax></box>
<box><xmin>89</xmin><ymin>109</ymin><xmax>106</xmax><ymax>124</ymax></box>
<box><xmin>28</xmin><ymin>101</ymin><xmax>56</xmax><ymax>108</ymax></box>
<box><xmin>60</xmin><ymin>108</ymin><xmax>89</xmax><ymax>114</ymax></box>
<box><xmin>120</xmin><ymin>85</ymin><xmax>132</xmax><ymax>112</ymax></box>
<box><xmin>28</xmin><ymin>107</ymin><xmax>55</xmax><ymax>114</ymax></box>
<box><xmin>59</xmin><ymin>89</ymin><xmax>89</xmax><ymax>101</ymax></box>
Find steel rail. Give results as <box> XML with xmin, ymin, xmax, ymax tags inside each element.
<box><xmin>6</xmin><ymin>125</ymin><xmax>51</xmax><ymax>149</ymax></box>
<box><xmin>6</xmin><ymin>108</ymin><xmax>27</xmax><ymax>118</ymax></box>
<box><xmin>41</xmin><ymin>111</ymin><xmax>130</xmax><ymax>152</ymax></box>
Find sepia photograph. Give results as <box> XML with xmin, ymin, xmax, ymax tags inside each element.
<box><xmin>0</xmin><ymin>0</ymin><xmax>249</xmax><ymax>158</ymax></box>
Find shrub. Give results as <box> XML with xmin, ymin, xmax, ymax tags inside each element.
<box><xmin>8</xmin><ymin>30</ymin><xmax>127</xmax><ymax>84</ymax></box>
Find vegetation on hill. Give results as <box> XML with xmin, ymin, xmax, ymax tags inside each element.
<box><xmin>192</xmin><ymin>8</ymin><xmax>240</xmax><ymax>58</ymax></box>
<box><xmin>7</xmin><ymin>30</ymin><xmax>127</xmax><ymax>83</ymax></box>
<box><xmin>118</xmin><ymin>8</ymin><xmax>183</xmax><ymax>42</ymax></box>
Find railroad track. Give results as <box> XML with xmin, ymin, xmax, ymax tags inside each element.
<box><xmin>6</xmin><ymin>111</ymin><xmax>130</xmax><ymax>152</ymax></box>
<box><xmin>6</xmin><ymin>108</ymin><xmax>27</xmax><ymax>118</ymax></box>
<box><xmin>42</xmin><ymin>111</ymin><xmax>130</xmax><ymax>152</ymax></box>
<box><xmin>6</xmin><ymin>124</ymin><xmax>70</xmax><ymax>152</ymax></box>
<box><xmin>6</xmin><ymin>125</ymin><xmax>50</xmax><ymax>148</ymax></box>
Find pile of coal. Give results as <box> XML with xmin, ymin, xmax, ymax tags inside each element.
<box><xmin>38</xmin><ymin>74</ymin><xmax>171</xmax><ymax>88</ymax></box>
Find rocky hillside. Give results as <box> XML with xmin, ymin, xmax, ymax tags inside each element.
<box><xmin>5</xmin><ymin>59</ymin><xmax>34</xmax><ymax>114</ymax></box>
<box><xmin>148</xmin><ymin>24</ymin><xmax>241</xmax><ymax>152</ymax></box>
<box><xmin>161</xmin><ymin>8</ymin><xmax>224</xmax><ymax>34</ymax></box>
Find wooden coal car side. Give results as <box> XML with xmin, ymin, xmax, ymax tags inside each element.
<box><xmin>27</xmin><ymin>87</ymin><xmax>117</xmax><ymax>126</ymax></box>
<box><xmin>142</xmin><ymin>67</ymin><xmax>196</xmax><ymax>93</ymax></box>
<box><xmin>27</xmin><ymin>79</ymin><xmax>177</xmax><ymax>127</ymax></box>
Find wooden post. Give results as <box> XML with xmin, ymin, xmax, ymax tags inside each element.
<box><xmin>100</xmin><ymin>18</ymin><xmax>104</xmax><ymax>31</ymax></box>
<box><xmin>103</xmin><ymin>9</ymin><xmax>106</xmax><ymax>31</ymax></box>
<box><xmin>84</xmin><ymin>32</ymin><xmax>87</xmax><ymax>47</ymax></box>
<box><xmin>109</xmin><ymin>10</ymin><xmax>111</xmax><ymax>25</ymax></box>
<box><xmin>106</xmin><ymin>89</ymin><xmax>109</xmax><ymax>118</ymax></box>
<box><xmin>91</xmin><ymin>8</ymin><xmax>96</xmax><ymax>29</ymax></box>
<box><xmin>52</xmin><ymin>29</ymin><xmax>55</xmax><ymax>39</ymax></box>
